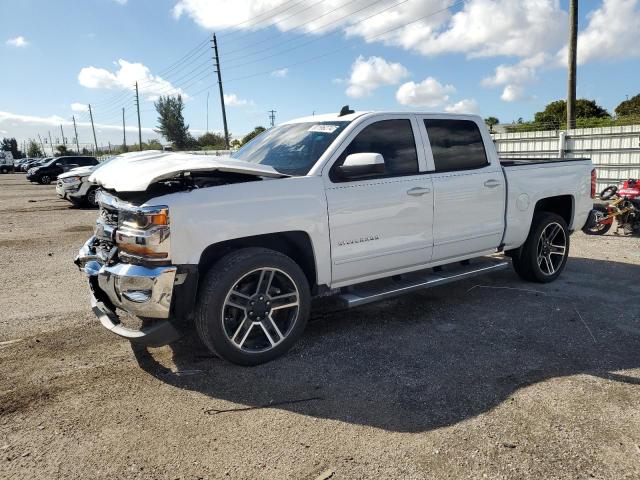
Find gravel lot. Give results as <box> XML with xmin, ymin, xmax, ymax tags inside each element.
<box><xmin>1</xmin><ymin>173</ymin><xmax>639</xmax><ymax>479</ymax></box>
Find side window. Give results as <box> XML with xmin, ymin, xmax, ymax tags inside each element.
<box><xmin>78</xmin><ymin>158</ymin><xmax>91</xmax><ymax>166</ymax></box>
<box><xmin>424</xmin><ymin>119</ymin><xmax>488</xmax><ymax>172</ymax></box>
<box><xmin>331</xmin><ymin>119</ymin><xmax>418</xmax><ymax>182</ymax></box>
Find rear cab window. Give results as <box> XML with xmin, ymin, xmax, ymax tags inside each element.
<box><xmin>423</xmin><ymin>119</ymin><xmax>488</xmax><ymax>172</ymax></box>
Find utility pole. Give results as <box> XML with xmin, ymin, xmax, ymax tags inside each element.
<box><xmin>48</xmin><ymin>131</ymin><xmax>54</xmax><ymax>156</ymax></box>
<box><xmin>212</xmin><ymin>33</ymin><xmax>230</xmax><ymax>149</ymax></box>
<box><xmin>206</xmin><ymin>91</ymin><xmax>209</xmax><ymax>133</ymax></box>
<box><xmin>135</xmin><ymin>82</ymin><xmax>143</xmax><ymax>150</ymax></box>
<box><xmin>268</xmin><ymin>110</ymin><xmax>276</xmax><ymax>128</ymax></box>
<box><xmin>122</xmin><ymin>107</ymin><xmax>127</xmax><ymax>152</ymax></box>
<box><xmin>72</xmin><ymin>116</ymin><xmax>80</xmax><ymax>153</ymax></box>
<box><xmin>60</xmin><ymin>124</ymin><xmax>66</xmax><ymax>150</ymax></box>
<box><xmin>567</xmin><ymin>0</ymin><xmax>578</xmax><ymax>130</ymax></box>
<box><xmin>37</xmin><ymin>134</ymin><xmax>46</xmax><ymax>157</ymax></box>
<box><xmin>88</xmin><ymin>104</ymin><xmax>99</xmax><ymax>153</ymax></box>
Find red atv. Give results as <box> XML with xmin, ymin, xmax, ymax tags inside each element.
<box><xmin>584</xmin><ymin>179</ymin><xmax>640</xmax><ymax>235</ymax></box>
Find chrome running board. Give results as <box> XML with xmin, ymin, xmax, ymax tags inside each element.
<box><xmin>335</xmin><ymin>258</ymin><xmax>510</xmax><ymax>308</ymax></box>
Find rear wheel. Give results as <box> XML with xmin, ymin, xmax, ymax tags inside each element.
<box><xmin>512</xmin><ymin>212</ymin><xmax>570</xmax><ymax>283</ymax></box>
<box><xmin>600</xmin><ymin>185</ymin><xmax>618</xmax><ymax>200</ymax></box>
<box><xmin>194</xmin><ymin>248</ymin><xmax>310</xmax><ymax>366</ymax></box>
<box><xmin>0</xmin><ymin>166</ymin><xmax>8</xmax><ymax>174</ymax></box>
<box><xmin>583</xmin><ymin>205</ymin><xmax>612</xmax><ymax>235</ymax></box>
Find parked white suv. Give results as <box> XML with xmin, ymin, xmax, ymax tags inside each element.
<box><xmin>75</xmin><ymin>110</ymin><xmax>594</xmax><ymax>365</ymax></box>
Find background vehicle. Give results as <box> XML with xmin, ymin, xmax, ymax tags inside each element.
<box><xmin>56</xmin><ymin>157</ymin><xmax>115</xmax><ymax>207</ymax></box>
<box><xmin>0</xmin><ymin>151</ymin><xmax>14</xmax><ymax>173</ymax></box>
<box><xmin>584</xmin><ymin>179</ymin><xmax>640</xmax><ymax>235</ymax></box>
<box><xmin>19</xmin><ymin>157</ymin><xmax>46</xmax><ymax>172</ymax></box>
<box><xmin>14</xmin><ymin>158</ymin><xmax>34</xmax><ymax>172</ymax></box>
<box><xmin>76</xmin><ymin>111</ymin><xmax>593</xmax><ymax>366</ymax></box>
<box><xmin>27</xmin><ymin>155</ymin><xmax>98</xmax><ymax>184</ymax></box>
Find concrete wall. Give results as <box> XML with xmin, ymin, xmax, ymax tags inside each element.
<box><xmin>492</xmin><ymin>125</ymin><xmax>640</xmax><ymax>190</ymax></box>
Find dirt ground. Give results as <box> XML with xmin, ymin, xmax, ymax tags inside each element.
<box><xmin>1</xmin><ymin>173</ymin><xmax>639</xmax><ymax>480</ymax></box>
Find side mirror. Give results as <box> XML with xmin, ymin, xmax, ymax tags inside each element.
<box><xmin>337</xmin><ymin>153</ymin><xmax>385</xmax><ymax>179</ymax></box>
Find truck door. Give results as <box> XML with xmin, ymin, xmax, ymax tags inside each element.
<box><xmin>324</xmin><ymin>116</ymin><xmax>434</xmax><ymax>286</ymax></box>
<box><xmin>418</xmin><ymin>117</ymin><xmax>505</xmax><ymax>261</ymax></box>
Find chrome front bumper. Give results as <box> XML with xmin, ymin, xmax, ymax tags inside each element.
<box><xmin>75</xmin><ymin>237</ymin><xmax>181</xmax><ymax>346</ymax></box>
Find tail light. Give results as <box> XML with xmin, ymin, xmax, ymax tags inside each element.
<box><xmin>590</xmin><ymin>168</ymin><xmax>597</xmax><ymax>198</ymax></box>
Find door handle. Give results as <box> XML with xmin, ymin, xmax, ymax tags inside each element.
<box><xmin>484</xmin><ymin>179</ymin><xmax>501</xmax><ymax>188</ymax></box>
<box><xmin>407</xmin><ymin>187</ymin><xmax>431</xmax><ymax>196</ymax></box>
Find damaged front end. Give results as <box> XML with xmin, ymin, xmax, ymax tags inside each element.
<box><xmin>75</xmin><ymin>191</ymin><xmax>181</xmax><ymax>346</ymax></box>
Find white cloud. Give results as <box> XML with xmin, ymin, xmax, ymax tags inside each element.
<box><xmin>271</xmin><ymin>68</ymin><xmax>289</xmax><ymax>78</ymax></box>
<box><xmin>444</xmin><ymin>98</ymin><xmax>479</xmax><ymax>114</ymax></box>
<box><xmin>345</xmin><ymin>56</ymin><xmax>408</xmax><ymax>98</ymax></box>
<box><xmin>112</xmin><ymin>0</ymin><xmax>128</xmax><ymax>4</ymax></box>
<box><xmin>482</xmin><ymin>53</ymin><xmax>548</xmax><ymax>102</ymax></box>
<box><xmin>396</xmin><ymin>77</ymin><xmax>455</xmax><ymax>107</ymax></box>
<box><xmin>78</xmin><ymin>59</ymin><xmax>188</xmax><ymax>100</ymax></box>
<box><xmin>223</xmin><ymin>93</ymin><xmax>251</xmax><ymax>107</ymax></box>
<box><xmin>0</xmin><ymin>110</ymin><xmax>154</xmax><ymax>134</ymax></box>
<box><xmin>6</xmin><ymin>36</ymin><xmax>29</xmax><ymax>47</ymax></box>
<box><xmin>500</xmin><ymin>85</ymin><xmax>525</xmax><ymax>103</ymax></box>
<box><xmin>557</xmin><ymin>0</ymin><xmax>640</xmax><ymax>65</ymax></box>
<box><xmin>70</xmin><ymin>103</ymin><xmax>88</xmax><ymax>113</ymax></box>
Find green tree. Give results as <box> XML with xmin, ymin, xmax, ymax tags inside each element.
<box><xmin>1</xmin><ymin>137</ymin><xmax>22</xmax><ymax>158</ymax></box>
<box><xmin>484</xmin><ymin>116</ymin><xmax>499</xmax><ymax>133</ymax></box>
<box><xmin>197</xmin><ymin>132</ymin><xmax>227</xmax><ymax>149</ymax></box>
<box><xmin>142</xmin><ymin>139</ymin><xmax>163</xmax><ymax>150</ymax></box>
<box><xmin>241</xmin><ymin>126</ymin><xmax>266</xmax><ymax>145</ymax></box>
<box><xmin>615</xmin><ymin>94</ymin><xmax>640</xmax><ymax>117</ymax></box>
<box><xmin>230</xmin><ymin>139</ymin><xmax>242</xmax><ymax>149</ymax></box>
<box><xmin>56</xmin><ymin>145</ymin><xmax>69</xmax><ymax>155</ymax></box>
<box><xmin>26</xmin><ymin>140</ymin><xmax>43</xmax><ymax>158</ymax></box>
<box><xmin>154</xmin><ymin>95</ymin><xmax>193</xmax><ymax>149</ymax></box>
<box><xmin>534</xmin><ymin>99</ymin><xmax>610</xmax><ymax>128</ymax></box>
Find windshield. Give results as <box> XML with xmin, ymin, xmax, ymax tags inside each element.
<box><xmin>42</xmin><ymin>158</ymin><xmax>57</xmax><ymax>167</ymax></box>
<box><xmin>232</xmin><ymin>121</ymin><xmax>350</xmax><ymax>175</ymax></box>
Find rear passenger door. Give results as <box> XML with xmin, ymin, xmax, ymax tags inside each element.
<box><xmin>418</xmin><ymin>117</ymin><xmax>505</xmax><ymax>261</ymax></box>
<box><xmin>324</xmin><ymin>116</ymin><xmax>434</xmax><ymax>286</ymax></box>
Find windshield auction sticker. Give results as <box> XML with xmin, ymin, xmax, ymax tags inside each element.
<box><xmin>308</xmin><ymin>124</ymin><xmax>339</xmax><ymax>133</ymax></box>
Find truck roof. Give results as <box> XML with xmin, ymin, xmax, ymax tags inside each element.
<box><xmin>283</xmin><ymin>111</ymin><xmax>482</xmax><ymax>124</ymax></box>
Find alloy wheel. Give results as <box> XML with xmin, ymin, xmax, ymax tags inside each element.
<box><xmin>221</xmin><ymin>267</ymin><xmax>300</xmax><ymax>353</ymax></box>
<box><xmin>536</xmin><ymin>222</ymin><xmax>567</xmax><ymax>275</ymax></box>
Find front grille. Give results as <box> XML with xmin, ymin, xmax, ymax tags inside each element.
<box><xmin>99</xmin><ymin>206</ymin><xmax>119</xmax><ymax>226</ymax></box>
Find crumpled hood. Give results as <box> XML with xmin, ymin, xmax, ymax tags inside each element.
<box><xmin>88</xmin><ymin>151</ymin><xmax>287</xmax><ymax>192</ymax></box>
<box><xmin>58</xmin><ymin>165</ymin><xmax>96</xmax><ymax>179</ymax></box>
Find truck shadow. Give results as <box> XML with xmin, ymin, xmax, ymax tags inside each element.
<box><xmin>133</xmin><ymin>256</ymin><xmax>640</xmax><ymax>433</ymax></box>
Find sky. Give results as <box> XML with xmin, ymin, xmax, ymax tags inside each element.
<box><xmin>1</xmin><ymin>0</ymin><xmax>639</xmax><ymax>152</ymax></box>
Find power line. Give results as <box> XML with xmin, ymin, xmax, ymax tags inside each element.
<box><xmin>222</xmin><ymin>0</ymin><xmax>410</xmax><ymax>71</ymax></box>
<box><xmin>223</xmin><ymin>0</ymin><xmax>390</xmax><ymax>63</ymax></box>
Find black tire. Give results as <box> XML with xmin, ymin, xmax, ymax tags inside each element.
<box><xmin>582</xmin><ymin>205</ymin><xmax>612</xmax><ymax>235</ymax></box>
<box><xmin>194</xmin><ymin>247</ymin><xmax>310</xmax><ymax>366</ymax></box>
<box><xmin>0</xmin><ymin>166</ymin><xmax>7</xmax><ymax>174</ymax></box>
<box><xmin>85</xmin><ymin>188</ymin><xmax>98</xmax><ymax>207</ymax></box>
<box><xmin>511</xmin><ymin>212</ymin><xmax>570</xmax><ymax>283</ymax></box>
<box><xmin>38</xmin><ymin>175</ymin><xmax>51</xmax><ymax>185</ymax></box>
<box><xmin>600</xmin><ymin>185</ymin><xmax>618</xmax><ymax>200</ymax></box>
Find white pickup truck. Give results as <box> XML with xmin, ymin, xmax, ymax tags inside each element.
<box><xmin>75</xmin><ymin>110</ymin><xmax>595</xmax><ymax>365</ymax></box>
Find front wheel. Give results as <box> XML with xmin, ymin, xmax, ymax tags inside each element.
<box><xmin>195</xmin><ymin>248</ymin><xmax>310</xmax><ymax>366</ymax></box>
<box><xmin>512</xmin><ymin>212</ymin><xmax>570</xmax><ymax>283</ymax></box>
<box><xmin>38</xmin><ymin>175</ymin><xmax>51</xmax><ymax>185</ymax></box>
<box><xmin>85</xmin><ymin>188</ymin><xmax>98</xmax><ymax>207</ymax></box>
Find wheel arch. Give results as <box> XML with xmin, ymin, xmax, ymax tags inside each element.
<box><xmin>198</xmin><ymin>231</ymin><xmax>319</xmax><ymax>290</ymax></box>
<box><xmin>533</xmin><ymin>194</ymin><xmax>574</xmax><ymax>228</ymax></box>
